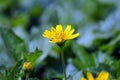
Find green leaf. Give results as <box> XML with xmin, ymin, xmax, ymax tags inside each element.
<box><xmin>24</xmin><ymin>48</ymin><xmax>42</xmax><ymax>67</ymax></box>
<box><xmin>5</xmin><ymin>60</ymin><xmax>23</xmax><ymax>80</ymax></box>
<box><xmin>0</xmin><ymin>27</ymin><xmax>27</xmax><ymax>61</ymax></box>
<box><xmin>101</xmin><ymin>35</ymin><xmax>120</xmax><ymax>54</ymax></box>
<box><xmin>11</xmin><ymin>13</ymin><xmax>29</xmax><ymax>28</ymax></box>
<box><xmin>71</xmin><ymin>41</ymin><xmax>96</xmax><ymax>69</ymax></box>
<box><xmin>28</xmin><ymin>78</ymin><xmax>39</xmax><ymax>80</ymax></box>
<box><xmin>0</xmin><ymin>72</ymin><xmax>4</xmax><ymax>80</ymax></box>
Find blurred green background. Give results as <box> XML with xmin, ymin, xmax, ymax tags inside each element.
<box><xmin>0</xmin><ymin>0</ymin><xmax>120</xmax><ymax>80</ymax></box>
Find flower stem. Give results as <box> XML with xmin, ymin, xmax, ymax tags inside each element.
<box><xmin>61</xmin><ymin>47</ymin><xmax>67</xmax><ymax>80</ymax></box>
<box><xmin>25</xmin><ymin>73</ymin><xmax>29</xmax><ymax>80</ymax></box>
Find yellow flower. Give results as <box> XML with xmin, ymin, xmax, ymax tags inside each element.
<box><xmin>80</xmin><ymin>71</ymin><xmax>109</xmax><ymax>80</ymax></box>
<box><xmin>23</xmin><ymin>62</ymin><xmax>32</xmax><ymax>71</ymax></box>
<box><xmin>42</xmin><ymin>24</ymin><xmax>79</xmax><ymax>43</ymax></box>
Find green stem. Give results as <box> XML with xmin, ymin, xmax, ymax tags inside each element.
<box><xmin>61</xmin><ymin>47</ymin><xmax>67</xmax><ymax>80</ymax></box>
<box><xmin>25</xmin><ymin>73</ymin><xmax>29</xmax><ymax>80</ymax></box>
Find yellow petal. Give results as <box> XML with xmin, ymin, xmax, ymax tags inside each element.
<box><xmin>68</xmin><ymin>33</ymin><xmax>79</xmax><ymax>39</ymax></box>
<box><xmin>64</xmin><ymin>25</ymin><xmax>71</xmax><ymax>34</ymax></box>
<box><xmin>96</xmin><ymin>71</ymin><xmax>109</xmax><ymax>80</ymax></box>
<box><xmin>56</xmin><ymin>24</ymin><xmax>63</xmax><ymax>32</ymax></box>
<box><xmin>43</xmin><ymin>30</ymin><xmax>51</xmax><ymax>34</ymax></box>
<box><xmin>87</xmin><ymin>72</ymin><xmax>94</xmax><ymax>80</ymax></box>
<box><xmin>80</xmin><ymin>77</ymin><xmax>87</xmax><ymax>80</ymax></box>
<box><xmin>51</xmin><ymin>27</ymin><xmax>56</xmax><ymax>32</ymax></box>
<box><xmin>43</xmin><ymin>30</ymin><xmax>52</xmax><ymax>38</ymax></box>
<box><xmin>69</xmin><ymin>29</ymin><xmax>75</xmax><ymax>35</ymax></box>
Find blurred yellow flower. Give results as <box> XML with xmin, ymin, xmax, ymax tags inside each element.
<box><xmin>80</xmin><ymin>71</ymin><xmax>109</xmax><ymax>80</ymax></box>
<box><xmin>43</xmin><ymin>24</ymin><xmax>79</xmax><ymax>43</ymax></box>
<box><xmin>23</xmin><ymin>62</ymin><xmax>32</xmax><ymax>71</ymax></box>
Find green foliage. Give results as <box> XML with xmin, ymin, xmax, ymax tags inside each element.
<box><xmin>24</xmin><ymin>48</ymin><xmax>42</xmax><ymax>67</ymax></box>
<box><xmin>11</xmin><ymin>13</ymin><xmax>29</xmax><ymax>28</ymax></box>
<box><xmin>0</xmin><ymin>27</ymin><xmax>27</xmax><ymax>61</ymax></box>
<box><xmin>0</xmin><ymin>0</ymin><xmax>120</xmax><ymax>80</ymax></box>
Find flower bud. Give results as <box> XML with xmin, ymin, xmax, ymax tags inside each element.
<box><xmin>22</xmin><ymin>62</ymin><xmax>32</xmax><ymax>71</ymax></box>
